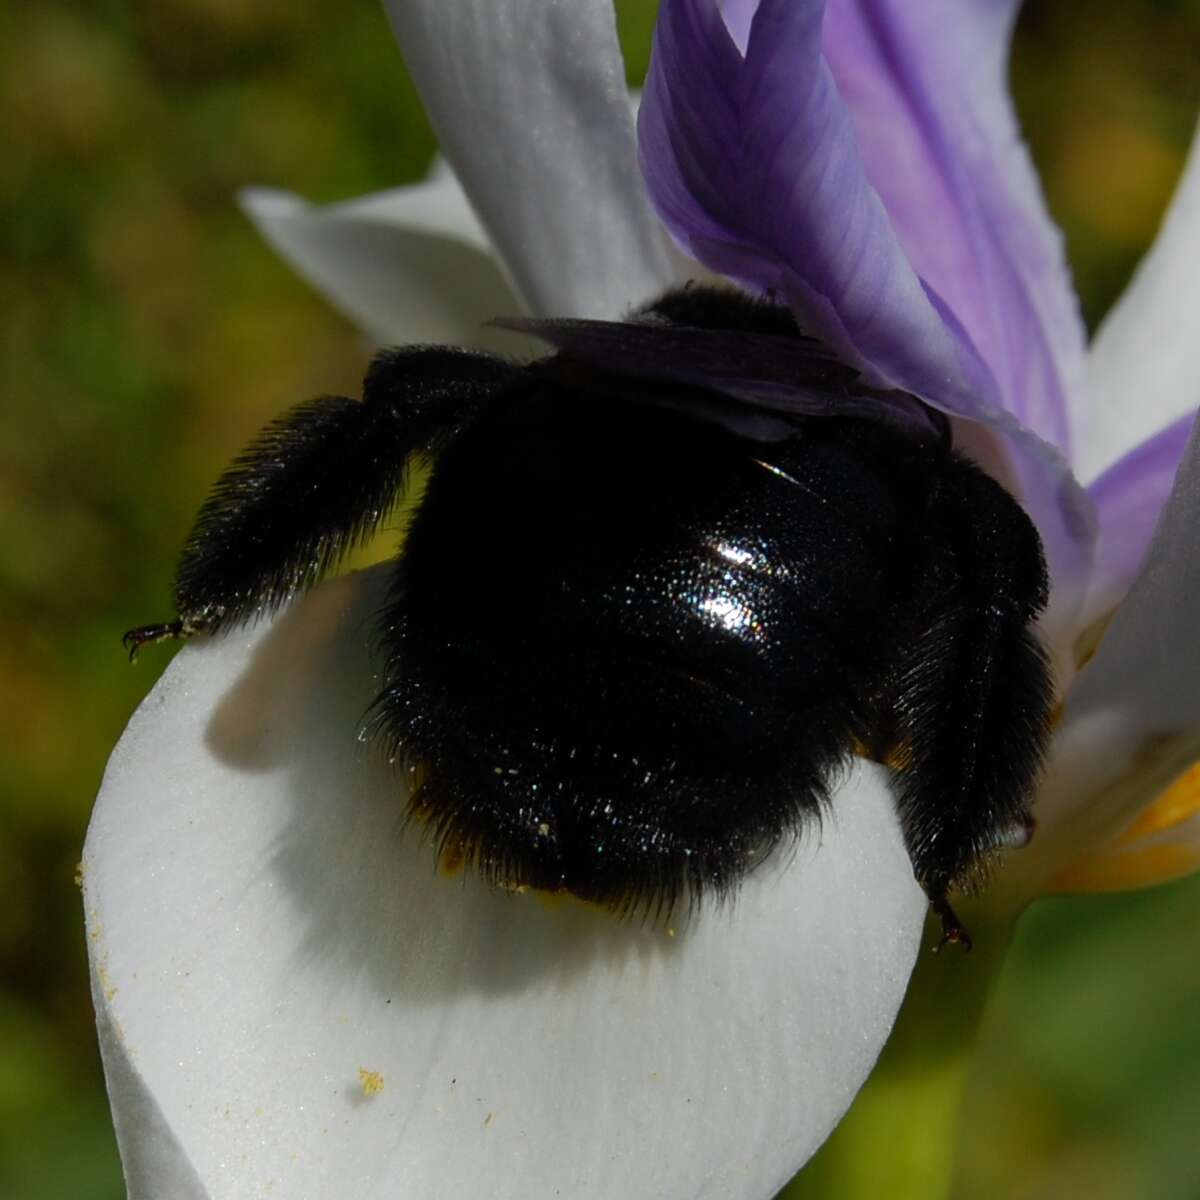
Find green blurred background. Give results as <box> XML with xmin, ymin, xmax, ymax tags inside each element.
<box><xmin>2</xmin><ymin>0</ymin><xmax>1199</xmax><ymax>1195</ymax></box>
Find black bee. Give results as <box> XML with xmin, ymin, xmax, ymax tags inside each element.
<box><xmin>126</xmin><ymin>285</ymin><xmax>1052</xmax><ymax>950</ymax></box>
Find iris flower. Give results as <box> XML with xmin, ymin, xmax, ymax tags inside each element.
<box><xmin>84</xmin><ymin>1</ymin><xmax>1200</xmax><ymax>1197</ymax></box>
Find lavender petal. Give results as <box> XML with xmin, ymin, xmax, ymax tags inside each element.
<box><xmin>1083</xmin><ymin>410</ymin><xmax>1197</xmax><ymax>627</ymax></box>
<box><xmin>640</xmin><ymin>0</ymin><xmax>996</xmax><ymax>416</ymax></box>
<box><xmin>821</xmin><ymin>0</ymin><xmax>1088</xmax><ymax>458</ymax></box>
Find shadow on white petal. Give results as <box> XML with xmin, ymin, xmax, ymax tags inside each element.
<box><xmin>89</xmin><ymin>1001</ymin><xmax>210</xmax><ymax>1200</ymax></box>
<box><xmin>87</xmin><ymin>567</ymin><xmax>924</xmax><ymax>1200</ymax></box>
<box><xmin>203</xmin><ymin>581</ymin><xmax>690</xmax><ymax>1001</ymax></box>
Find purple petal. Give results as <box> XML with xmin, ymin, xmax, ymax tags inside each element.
<box><xmin>639</xmin><ymin>0</ymin><xmax>995</xmax><ymax>413</ymax></box>
<box><xmin>638</xmin><ymin>0</ymin><xmax>1094</xmax><ymax>656</ymax></box>
<box><xmin>1082</xmin><ymin>411</ymin><xmax>1197</xmax><ymax>626</ymax></box>
<box><xmin>821</xmin><ymin>0</ymin><xmax>1088</xmax><ymax>458</ymax></box>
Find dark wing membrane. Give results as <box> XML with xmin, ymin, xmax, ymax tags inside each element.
<box><xmin>493</xmin><ymin>316</ymin><xmax>949</xmax><ymax>445</ymax></box>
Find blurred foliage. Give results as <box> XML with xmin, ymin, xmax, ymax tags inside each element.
<box><xmin>1</xmin><ymin>0</ymin><xmax>1198</xmax><ymax>1196</ymax></box>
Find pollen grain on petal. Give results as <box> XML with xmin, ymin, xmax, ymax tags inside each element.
<box><xmin>358</xmin><ymin>1068</ymin><xmax>385</xmax><ymax>1097</ymax></box>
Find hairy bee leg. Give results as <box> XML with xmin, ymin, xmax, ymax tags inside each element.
<box><xmin>127</xmin><ymin>348</ymin><xmax>521</xmax><ymax>650</ymax></box>
<box><xmin>887</xmin><ymin>453</ymin><xmax>1053</xmax><ymax>928</ymax></box>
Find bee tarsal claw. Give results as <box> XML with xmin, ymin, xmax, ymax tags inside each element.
<box><xmin>930</xmin><ymin>895</ymin><xmax>973</xmax><ymax>954</ymax></box>
<box><xmin>121</xmin><ymin>620</ymin><xmax>185</xmax><ymax>662</ymax></box>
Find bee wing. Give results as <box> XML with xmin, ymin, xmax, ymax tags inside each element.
<box><xmin>493</xmin><ymin>316</ymin><xmax>949</xmax><ymax>444</ymax></box>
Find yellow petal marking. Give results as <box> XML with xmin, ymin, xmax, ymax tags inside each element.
<box><xmin>1050</xmin><ymin>759</ymin><xmax>1200</xmax><ymax>893</ymax></box>
<box><xmin>1050</xmin><ymin>842</ymin><xmax>1200</xmax><ymax>893</ymax></box>
<box><xmin>1118</xmin><ymin>760</ymin><xmax>1200</xmax><ymax>842</ymax></box>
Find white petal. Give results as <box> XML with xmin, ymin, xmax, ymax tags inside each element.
<box><xmin>85</xmin><ymin>567</ymin><xmax>924</xmax><ymax>1200</ymax></box>
<box><xmin>1079</xmin><ymin>117</ymin><xmax>1200</xmax><ymax>482</ymax></box>
<box><xmin>1015</xmin><ymin>417</ymin><xmax>1200</xmax><ymax>890</ymax></box>
<box><xmin>381</xmin><ymin>0</ymin><xmax>676</xmax><ymax>318</ymax></box>
<box><xmin>90</xmin><ymin>1008</ymin><xmax>210</xmax><ymax>1200</ymax></box>
<box><xmin>239</xmin><ymin>175</ymin><xmax>523</xmax><ymax>350</ymax></box>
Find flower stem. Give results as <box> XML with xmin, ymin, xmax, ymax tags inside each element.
<box><xmin>777</xmin><ymin>909</ymin><xmax>1013</xmax><ymax>1200</ymax></box>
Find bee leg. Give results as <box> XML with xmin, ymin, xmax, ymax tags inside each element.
<box><xmin>122</xmin><ymin>612</ymin><xmax>216</xmax><ymax>660</ymax></box>
<box><xmin>123</xmin><ymin>620</ymin><xmax>184</xmax><ymax>661</ymax></box>
<box><xmin>887</xmin><ymin>454</ymin><xmax>1053</xmax><ymax>949</ymax></box>
<box><xmin>125</xmin><ymin>348</ymin><xmax>520</xmax><ymax>654</ymax></box>
<box><xmin>891</xmin><ymin>603</ymin><xmax>1050</xmax><ymax>951</ymax></box>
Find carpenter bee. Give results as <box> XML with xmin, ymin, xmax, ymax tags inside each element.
<box><xmin>125</xmin><ymin>285</ymin><xmax>1052</xmax><ymax>950</ymax></box>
